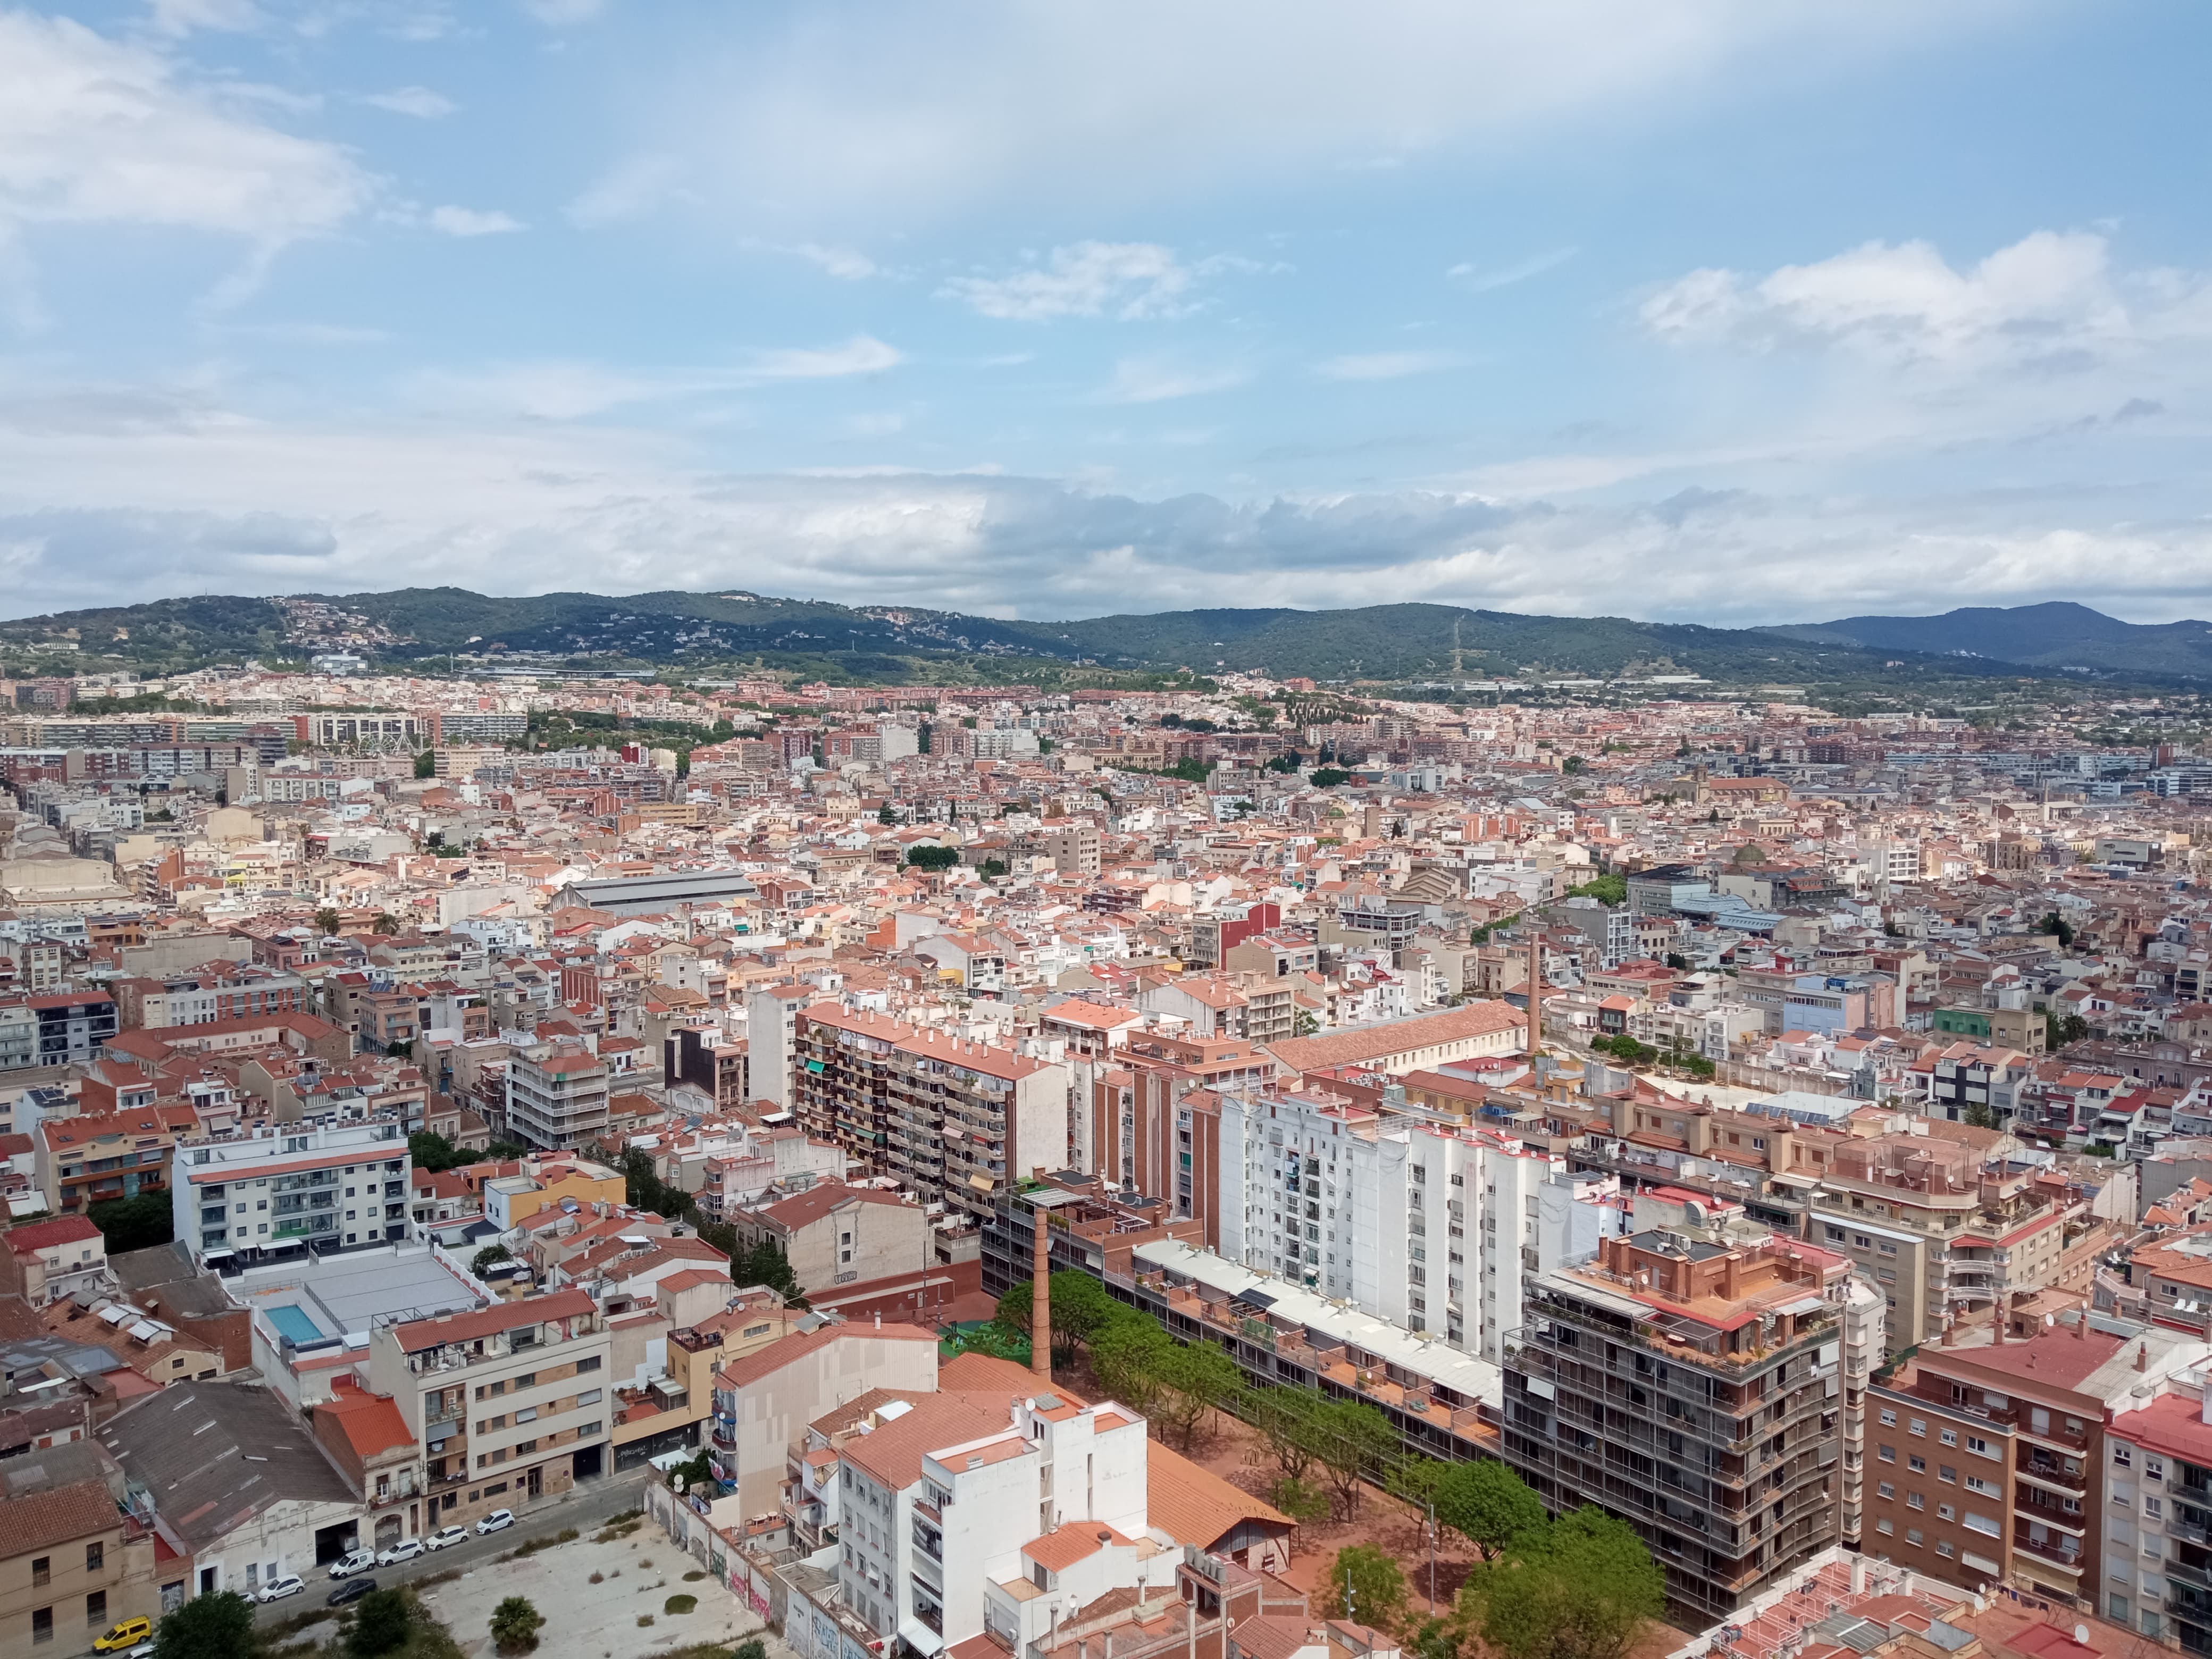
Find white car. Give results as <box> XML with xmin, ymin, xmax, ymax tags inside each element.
<box><xmin>474</xmin><ymin>1508</ymin><xmax>515</xmax><ymax>1536</ymax></box>
<box><xmin>376</xmin><ymin>1538</ymin><xmax>424</xmax><ymax>1566</ymax></box>
<box><xmin>258</xmin><ymin>1575</ymin><xmax>305</xmax><ymax>1604</ymax></box>
<box><xmin>328</xmin><ymin>1549</ymin><xmax>377</xmax><ymax>1579</ymax></box>
<box><xmin>424</xmin><ymin>1525</ymin><xmax>469</xmax><ymax>1553</ymax></box>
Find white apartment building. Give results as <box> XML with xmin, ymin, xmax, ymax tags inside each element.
<box><xmin>172</xmin><ymin>1119</ymin><xmax>412</xmax><ymax>1264</ymax></box>
<box><xmin>836</xmin><ymin>1388</ymin><xmax>1160</xmax><ymax>1656</ymax></box>
<box><xmin>745</xmin><ymin>984</ymin><xmax>810</xmax><ymax>1109</ymax></box>
<box><xmin>1217</xmin><ymin>1085</ymin><xmax>1626</xmax><ymax>1365</ymax></box>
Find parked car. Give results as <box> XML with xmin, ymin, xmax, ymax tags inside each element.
<box><xmin>376</xmin><ymin>1538</ymin><xmax>424</xmax><ymax>1566</ymax></box>
<box><xmin>424</xmin><ymin>1525</ymin><xmax>469</xmax><ymax>1552</ymax></box>
<box><xmin>92</xmin><ymin>1620</ymin><xmax>152</xmax><ymax>1653</ymax></box>
<box><xmin>328</xmin><ymin>1549</ymin><xmax>378</xmax><ymax>1579</ymax></box>
<box><xmin>474</xmin><ymin>1508</ymin><xmax>515</xmax><ymax>1535</ymax></box>
<box><xmin>123</xmin><ymin>1645</ymin><xmax>156</xmax><ymax>1659</ymax></box>
<box><xmin>257</xmin><ymin>1575</ymin><xmax>305</xmax><ymax>1604</ymax></box>
<box><xmin>328</xmin><ymin>1577</ymin><xmax>378</xmax><ymax>1606</ymax></box>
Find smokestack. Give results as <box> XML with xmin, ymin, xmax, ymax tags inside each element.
<box><xmin>1032</xmin><ymin>1193</ymin><xmax>1052</xmax><ymax>1380</ymax></box>
<box><xmin>1526</xmin><ymin>931</ymin><xmax>1542</xmax><ymax>1058</ymax></box>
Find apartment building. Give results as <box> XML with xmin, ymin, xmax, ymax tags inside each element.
<box><xmin>1086</xmin><ymin>1032</ymin><xmax>1274</xmax><ymax>1247</ymax></box>
<box><xmin>171</xmin><ymin>1118</ymin><xmax>412</xmax><ymax>1264</ymax></box>
<box><xmin>1503</xmin><ymin>1228</ymin><xmax>1855</xmax><ymax>1624</ymax></box>
<box><xmin>731</xmin><ymin>1183</ymin><xmax>931</xmax><ymax>1295</ymax></box>
<box><xmin>665</xmin><ymin>1024</ymin><xmax>749</xmax><ymax>1110</ymax></box>
<box><xmin>1218</xmin><ymin>1083</ymin><xmax>1624</xmax><ymax>1363</ymax></box>
<box><xmin>36</xmin><ymin>1104</ymin><xmax>197</xmax><ymax>1216</ymax></box>
<box><xmin>790</xmin><ymin>1004</ymin><xmax>1068</xmax><ymax>1223</ymax></box>
<box><xmin>1867</xmin><ymin>1316</ymin><xmax>2207</xmax><ymax>1606</ymax></box>
<box><xmin>979</xmin><ymin>1172</ymin><xmax>1207</xmax><ymax>1301</ymax></box>
<box><xmin>745</xmin><ymin>983</ymin><xmax>811</xmax><ymax>1108</ymax></box>
<box><xmin>0</xmin><ymin>1443</ymin><xmax>158</xmax><ymax>1659</ymax></box>
<box><xmin>503</xmin><ymin>1037</ymin><xmax>611</xmax><ymax>1151</ymax></box>
<box><xmin>112</xmin><ymin>966</ymin><xmax>306</xmax><ymax>1030</ymax></box>
<box><xmin>0</xmin><ymin>991</ymin><xmax>119</xmax><ymax>1069</ymax></box>
<box><xmin>367</xmin><ymin>1288</ymin><xmax>613</xmax><ymax>1534</ymax></box>
<box><xmin>835</xmin><ymin>1387</ymin><xmax>1155</xmax><ymax>1654</ymax></box>
<box><xmin>2105</xmin><ymin>1378</ymin><xmax>2212</xmax><ymax>1640</ymax></box>
<box><xmin>1804</xmin><ymin>1133</ymin><xmax>2075</xmax><ymax>1355</ymax></box>
<box><xmin>1040</xmin><ymin>822</ymin><xmax>1102</xmax><ymax>877</ymax></box>
<box><xmin>0</xmin><ymin>1215</ymin><xmax>113</xmax><ymax>1308</ymax></box>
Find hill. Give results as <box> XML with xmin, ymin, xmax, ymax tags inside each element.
<box><xmin>0</xmin><ymin>588</ymin><xmax>2194</xmax><ymax>688</ymax></box>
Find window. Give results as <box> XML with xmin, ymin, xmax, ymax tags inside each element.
<box><xmin>32</xmin><ymin>1557</ymin><xmax>50</xmax><ymax>1587</ymax></box>
<box><xmin>1875</xmin><ymin>1519</ymin><xmax>1893</xmax><ymax>1536</ymax></box>
<box><xmin>2147</xmin><ymin>1497</ymin><xmax>2164</xmax><ymax>1518</ymax></box>
<box><xmin>31</xmin><ymin>1607</ymin><xmax>52</xmax><ymax>1645</ymax></box>
<box><xmin>1939</xmin><ymin>1465</ymin><xmax>1957</xmax><ymax>1483</ymax></box>
<box><xmin>1909</xmin><ymin>1455</ymin><xmax>1926</xmax><ymax>1473</ymax></box>
<box><xmin>1878</xmin><ymin>1445</ymin><xmax>1896</xmax><ymax>1462</ymax></box>
<box><xmin>1967</xmin><ymin>1436</ymin><xmax>1993</xmax><ymax>1458</ymax></box>
<box><xmin>2148</xmin><ymin>1458</ymin><xmax>2166</xmax><ymax>1482</ymax></box>
<box><xmin>1878</xmin><ymin>1481</ymin><xmax>1896</xmax><ymax>1500</ymax></box>
<box><xmin>1909</xmin><ymin>1418</ymin><xmax>1926</xmax><ymax>1437</ymax></box>
<box><xmin>85</xmin><ymin>1592</ymin><xmax>105</xmax><ymax>1628</ymax></box>
<box><xmin>1938</xmin><ymin>1504</ymin><xmax>1955</xmax><ymax>1521</ymax></box>
<box><xmin>1939</xmin><ymin>1428</ymin><xmax>1958</xmax><ymax>1446</ymax></box>
<box><xmin>1907</xmin><ymin>1493</ymin><xmax>1924</xmax><ymax>1510</ymax></box>
<box><xmin>2115</xmin><ymin>1446</ymin><xmax>2134</xmax><ymax>1468</ymax></box>
<box><xmin>1880</xmin><ymin>1409</ymin><xmax>1897</xmax><ymax>1427</ymax></box>
<box><xmin>1825</xmin><ymin>1225</ymin><xmax>1845</xmax><ymax>1242</ymax></box>
<box><xmin>1907</xmin><ymin>1528</ymin><xmax>1923</xmax><ymax>1546</ymax></box>
<box><xmin>1937</xmin><ymin>1541</ymin><xmax>1955</xmax><ymax>1559</ymax></box>
<box><xmin>576</xmin><ymin>1356</ymin><xmax>601</xmax><ymax>1373</ymax></box>
<box><xmin>85</xmin><ymin>1543</ymin><xmax>102</xmax><ymax>1573</ymax></box>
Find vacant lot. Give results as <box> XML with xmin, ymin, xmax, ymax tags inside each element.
<box><xmin>412</xmin><ymin>1511</ymin><xmax>787</xmax><ymax>1658</ymax></box>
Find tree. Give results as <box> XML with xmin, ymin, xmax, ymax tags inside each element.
<box><xmin>2040</xmin><ymin>911</ymin><xmax>2076</xmax><ymax>950</ymax></box>
<box><xmin>1151</xmin><ymin>1340</ymin><xmax>1241</xmax><ymax>1451</ymax></box>
<box><xmin>1459</xmin><ymin>1507</ymin><xmax>1663</xmax><ymax>1659</ymax></box>
<box><xmin>1434</xmin><ymin>1459</ymin><xmax>1547</xmax><ymax>1559</ymax></box>
<box><xmin>371</xmin><ymin>912</ymin><xmax>402</xmax><ymax>936</ymax></box>
<box><xmin>347</xmin><ymin>1588</ymin><xmax>412</xmax><ymax>1657</ymax></box>
<box><xmin>1249</xmin><ymin>1388</ymin><xmax>1323</xmax><ymax>1483</ymax></box>
<box><xmin>1328</xmin><ymin>1544</ymin><xmax>1407</xmax><ymax>1627</ymax></box>
<box><xmin>1664</xmin><ymin>952</ymin><xmax>1689</xmax><ymax>971</ymax></box>
<box><xmin>1268</xmin><ymin>1476</ymin><xmax>1330</xmax><ymax>1524</ymax></box>
<box><xmin>154</xmin><ymin>1591</ymin><xmax>261</xmax><ymax>1659</ymax></box>
<box><xmin>906</xmin><ymin>845</ymin><xmax>960</xmax><ymax>871</ymax></box>
<box><xmin>87</xmin><ymin>1192</ymin><xmax>174</xmax><ymax>1253</ymax></box>
<box><xmin>1963</xmin><ymin>1100</ymin><xmax>1997</xmax><ymax>1129</ymax></box>
<box><xmin>489</xmin><ymin>1596</ymin><xmax>547</xmax><ymax>1654</ymax></box>
<box><xmin>2047</xmin><ymin>1011</ymin><xmax>2089</xmax><ymax>1049</ymax></box>
<box><xmin>878</xmin><ymin>803</ymin><xmax>899</xmax><ymax>825</ymax></box>
<box><xmin>471</xmin><ymin>1243</ymin><xmax>514</xmax><ymax>1276</ymax></box>
<box><xmin>414</xmin><ymin>749</ymin><xmax>437</xmax><ymax>779</ymax></box>
<box><xmin>733</xmin><ymin>1237</ymin><xmax>808</xmax><ymax>1307</ymax></box>
<box><xmin>315</xmin><ymin>907</ymin><xmax>342</xmax><ymax>935</ymax></box>
<box><xmin>409</xmin><ymin>1131</ymin><xmax>465</xmax><ymax>1174</ymax></box>
<box><xmin>981</xmin><ymin>858</ymin><xmax>1009</xmax><ymax>878</ymax></box>
<box><xmin>1565</xmin><ymin>874</ymin><xmax>1627</xmax><ymax>906</ymax></box>
<box><xmin>1090</xmin><ymin>1314</ymin><xmax>1172</xmax><ymax>1420</ymax></box>
<box><xmin>1309</xmin><ymin>768</ymin><xmax>1352</xmax><ymax>788</ymax></box>
<box><xmin>1309</xmin><ymin>1397</ymin><xmax>1398</xmax><ymax>1519</ymax></box>
<box><xmin>735</xmin><ymin>1643</ymin><xmax>768</xmax><ymax>1659</ymax></box>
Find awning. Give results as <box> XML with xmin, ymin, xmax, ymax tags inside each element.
<box><xmin>898</xmin><ymin>1619</ymin><xmax>945</xmax><ymax>1656</ymax></box>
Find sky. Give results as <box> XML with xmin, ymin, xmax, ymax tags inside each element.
<box><xmin>3</xmin><ymin>0</ymin><xmax>2211</xmax><ymax>627</ymax></box>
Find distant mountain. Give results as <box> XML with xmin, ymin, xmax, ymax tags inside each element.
<box><xmin>1770</xmin><ymin>601</ymin><xmax>2212</xmax><ymax>677</ymax></box>
<box><xmin>0</xmin><ymin>588</ymin><xmax>2199</xmax><ymax>687</ymax></box>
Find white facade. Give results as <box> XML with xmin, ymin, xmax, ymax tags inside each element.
<box><xmin>173</xmin><ymin>1119</ymin><xmax>412</xmax><ymax>1263</ymax></box>
<box><xmin>1219</xmin><ymin>1087</ymin><xmax>1626</xmax><ymax>1365</ymax></box>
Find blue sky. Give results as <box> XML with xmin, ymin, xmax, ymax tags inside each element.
<box><xmin>3</xmin><ymin>0</ymin><xmax>2210</xmax><ymax>626</ymax></box>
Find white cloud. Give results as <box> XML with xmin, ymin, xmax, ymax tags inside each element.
<box><xmin>1447</xmin><ymin>246</ymin><xmax>1576</xmax><ymax>293</ymax></box>
<box><xmin>427</xmin><ymin>205</ymin><xmax>526</xmax><ymax>237</ymax></box>
<box><xmin>565</xmin><ymin>153</ymin><xmax>689</xmax><ymax>227</ymax></box>
<box><xmin>745</xmin><ymin>240</ymin><xmax>881</xmax><ymax>280</ymax></box>
<box><xmin>359</xmin><ymin>86</ymin><xmax>456</xmax><ymax>119</ymax></box>
<box><xmin>745</xmin><ymin>335</ymin><xmax>904</xmax><ymax>380</ymax></box>
<box><xmin>147</xmin><ymin>0</ymin><xmax>260</xmax><ymax>36</ymax></box>
<box><xmin>521</xmin><ymin>0</ymin><xmax>607</xmax><ymax>22</ymax></box>
<box><xmin>941</xmin><ymin>242</ymin><xmax>1193</xmax><ymax>321</ymax></box>
<box><xmin>1314</xmin><ymin>350</ymin><xmax>1467</xmax><ymax>381</ymax></box>
<box><xmin>1091</xmin><ymin>357</ymin><xmax>1250</xmax><ymax>404</ymax></box>
<box><xmin>1640</xmin><ymin>230</ymin><xmax>2212</xmax><ymax>376</ymax></box>
<box><xmin>630</xmin><ymin>1</ymin><xmax>2008</xmax><ymax>226</ymax></box>
<box><xmin>0</xmin><ymin>11</ymin><xmax>368</xmax><ymax>306</ymax></box>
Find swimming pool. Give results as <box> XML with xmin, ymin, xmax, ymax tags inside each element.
<box><xmin>265</xmin><ymin>1304</ymin><xmax>326</xmax><ymax>1345</ymax></box>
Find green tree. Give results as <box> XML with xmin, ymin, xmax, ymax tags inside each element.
<box><xmin>1328</xmin><ymin>1543</ymin><xmax>1407</xmax><ymax>1627</ymax></box>
<box><xmin>981</xmin><ymin>858</ymin><xmax>1009</xmax><ymax>878</ymax></box>
<box><xmin>1000</xmin><ymin>1270</ymin><xmax>1125</xmax><ymax>1360</ymax></box>
<box><xmin>1309</xmin><ymin>1397</ymin><xmax>1398</xmax><ymax>1519</ymax></box>
<box><xmin>1434</xmin><ymin>1459</ymin><xmax>1546</xmax><ymax>1559</ymax></box>
<box><xmin>2047</xmin><ymin>1011</ymin><xmax>2090</xmax><ymax>1049</ymax></box>
<box><xmin>2040</xmin><ymin>911</ymin><xmax>2075</xmax><ymax>949</ymax></box>
<box><xmin>409</xmin><ymin>1130</ymin><xmax>464</xmax><ymax>1173</ymax></box>
<box><xmin>471</xmin><ymin>1243</ymin><xmax>514</xmax><ymax>1276</ymax></box>
<box><xmin>315</xmin><ymin>907</ymin><xmax>342</xmax><ymax>934</ymax></box>
<box><xmin>906</xmin><ymin>845</ymin><xmax>960</xmax><ymax>871</ymax></box>
<box><xmin>1090</xmin><ymin>1314</ymin><xmax>1174</xmax><ymax>1420</ymax></box>
<box><xmin>1459</xmin><ymin>1507</ymin><xmax>1663</xmax><ymax>1659</ymax></box>
<box><xmin>347</xmin><ymin>1588</ymin><xmax>412</xmax><ymax>1657</ymax></box>
<box><xmin>1564</xmin><ymin>873</ymin><xmax>1626</xmax><ymax>906</ymax></box>
<box><xmin>1150</xmin><ymin>1340</ymin><xmax>1241</xmax><ymax>1451</ymax></box>
<box><xmin>1248</xmin><ymin>1388</ymin><xmax>1323</xmax><ymax>1483</ymax></box>
<box><xmin>877</xmin><ymin>803</ymin><xmax>899</xmax><ymax>825</ymax></box>
<box><xmin>154</xmin><ymin>1591</ymin><xmax>262</xmax><ymax>1659</ymax></box>
<box><xmin>414</xmin><ymin>749</ymin><xmax>437</xmax><ymax>779</ymax></box>
<box><xmin>733</xmin><ymin>1237</ymin><xmax>808</xmax><ymax>1307</ymax></box>
<box><xmin>371</xmin><ymin>912</ymin><xmax>402</xmax><ymax>936</ymax></box>
<box><xmin>735</xmin><ymin>1643</ymin><xmax>769</xmax><ymax>1659</ymax></box>
<box><xmin>1268</xmin><ymin>1475</ymin><xmax>1330</xmax><ymax>1524</ymax></box>
<box><xmin>489</xmin><ymin>1595</ymin><xmax>547</xmax><ymax>1654</ymax></box>
<box><xmin>86</xmin><ymin>1192</ymin><xmax>175</xmax><ymax>1253</ymax></box>
<box><xmin>1309</xmin><ymin>768</ymin><xmax>1352</xmax><ymax>788</ymax></box>
<box><xmin>1963</xmin><ymin>1100</ymin><xmax>1997</xmax><ymax>1129</ymax></box>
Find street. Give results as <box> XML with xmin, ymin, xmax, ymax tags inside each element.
<box><xmin>257</xmin><ymin>1464</ymin><xmax>656</xmax><ymax>1627</ymax></box>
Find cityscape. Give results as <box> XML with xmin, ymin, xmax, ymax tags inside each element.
<box><xmin>6</xmin><ymin>3</ymin><xmax>2212</xmax><ymax>1659</ymax></box>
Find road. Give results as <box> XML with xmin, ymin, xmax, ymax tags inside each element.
<box><xmin>257</xmin><ymin>1464</ymin><xmax>656</xmax><ymax>1626</ymax></box>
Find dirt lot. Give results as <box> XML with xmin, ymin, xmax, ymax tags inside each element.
<box><xmin>410</xmin><ymin>1513</ymin><xmax>791</xmax><ymax>1659</ymax></box>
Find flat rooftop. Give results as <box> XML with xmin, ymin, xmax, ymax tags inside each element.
<box><xmin>232</xmin><ymin>1242</ymin><xmax>481</xmax><ymax>1353</ymax></box>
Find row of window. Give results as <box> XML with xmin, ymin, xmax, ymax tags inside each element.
<box><xmin>23</xmin><ymin>1591</ymin><xmax>106</xmax><ymax>1644</ymax></box>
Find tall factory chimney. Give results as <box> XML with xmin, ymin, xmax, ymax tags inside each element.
<box><xmin>1030</xmin><ymin>1186</ymin><xmax>1052</xmax><ymax>1380</ymax></box>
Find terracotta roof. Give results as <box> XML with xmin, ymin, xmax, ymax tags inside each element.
<box><xmin>5</xmin><ymin>1215</ymin><xmax>104</xmax><ymax>1254</ymax></box>
<box><xmin>713</xmin><ymin>1319</ymin><xmax>935</xmax><ymax>1391</ymax></box>
<box><xmin>319</xmin><ymin>1379</ymin><xmax>415</xmax><ymax>1462</ymax></box>
<box><xmin>1023</xmin><ymin>1521</ymin><xmax>1132</xmax><ymax>1572</ymax></box>
<box><xmin>0</xmin><ymin>1479</ymin><xmax>122</xmax><ymax>1559</ymax></box>
<box><xmin>842</xmin><ymin>1395</ymin><xmax>1017</xmax><ymax>1491</ymax></box>
<box><xmin>393</xmin><ymin>1288</ymin><xmax>594</xmax><ymax>1354</ymax></box>
<box><xmin>1144</xmin><ymin>1439</ymin><xmax>1292</xmax><ymax>1549</ymax></box>
<box><xmin>1266</xmin><ymin>1001</ymin><xmax>1523</xmax><ymax>1074</ymax></box>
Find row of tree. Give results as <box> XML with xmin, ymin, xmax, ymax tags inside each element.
<box><xmin>995</xmin><ymin>1271</ymin><xmax>1664</xmax><ymax>1659</ymax></box>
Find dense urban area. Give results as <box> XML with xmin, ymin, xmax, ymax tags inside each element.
<box><xmin>9</xmin><ymin>653</ymin><xmax>2212</xmax><ymax>1659</ymax></box>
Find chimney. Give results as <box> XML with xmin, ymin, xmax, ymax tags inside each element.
<box><xmin>1525</xmin><ymin>932</ymin><xmax>1542</xmax><ymax>1058</ymax></box>
<box><xmin>1849</xmin><ymin>1558</ymin><xmax>1868</xmax><ymax>1596</ymax></box>
<box><xmin>2136</xmin><ymin>1343</ymin><xmax>2150</xmax><ymax>1373</ymax></box>
<box><xmin>1032</xmin><ymin>1193</ymin><xmax>1053</xmax><ymax>1380</ymax></box>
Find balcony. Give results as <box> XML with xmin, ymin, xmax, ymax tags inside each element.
<box><xmin>2013</xmin><ymin>1530</ymin><xmax>2085</xmax><ymax>1573</ymax></box>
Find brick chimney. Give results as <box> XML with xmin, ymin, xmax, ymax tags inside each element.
<box><xmin>1031</xmin><ymin>1184</ymin><xmax>1052</xmax><ymax>1381</ymax></box>
<box><xmin>1525</xmin><ymin>932</ymin><xmax>1542</xmax><ymax>1058</ymax></box>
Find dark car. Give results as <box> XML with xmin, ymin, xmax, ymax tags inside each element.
<box><xmin>327</xmin><ymin>1577</ymin><xmax>378</xmax><ymax>1606</ymax></box>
